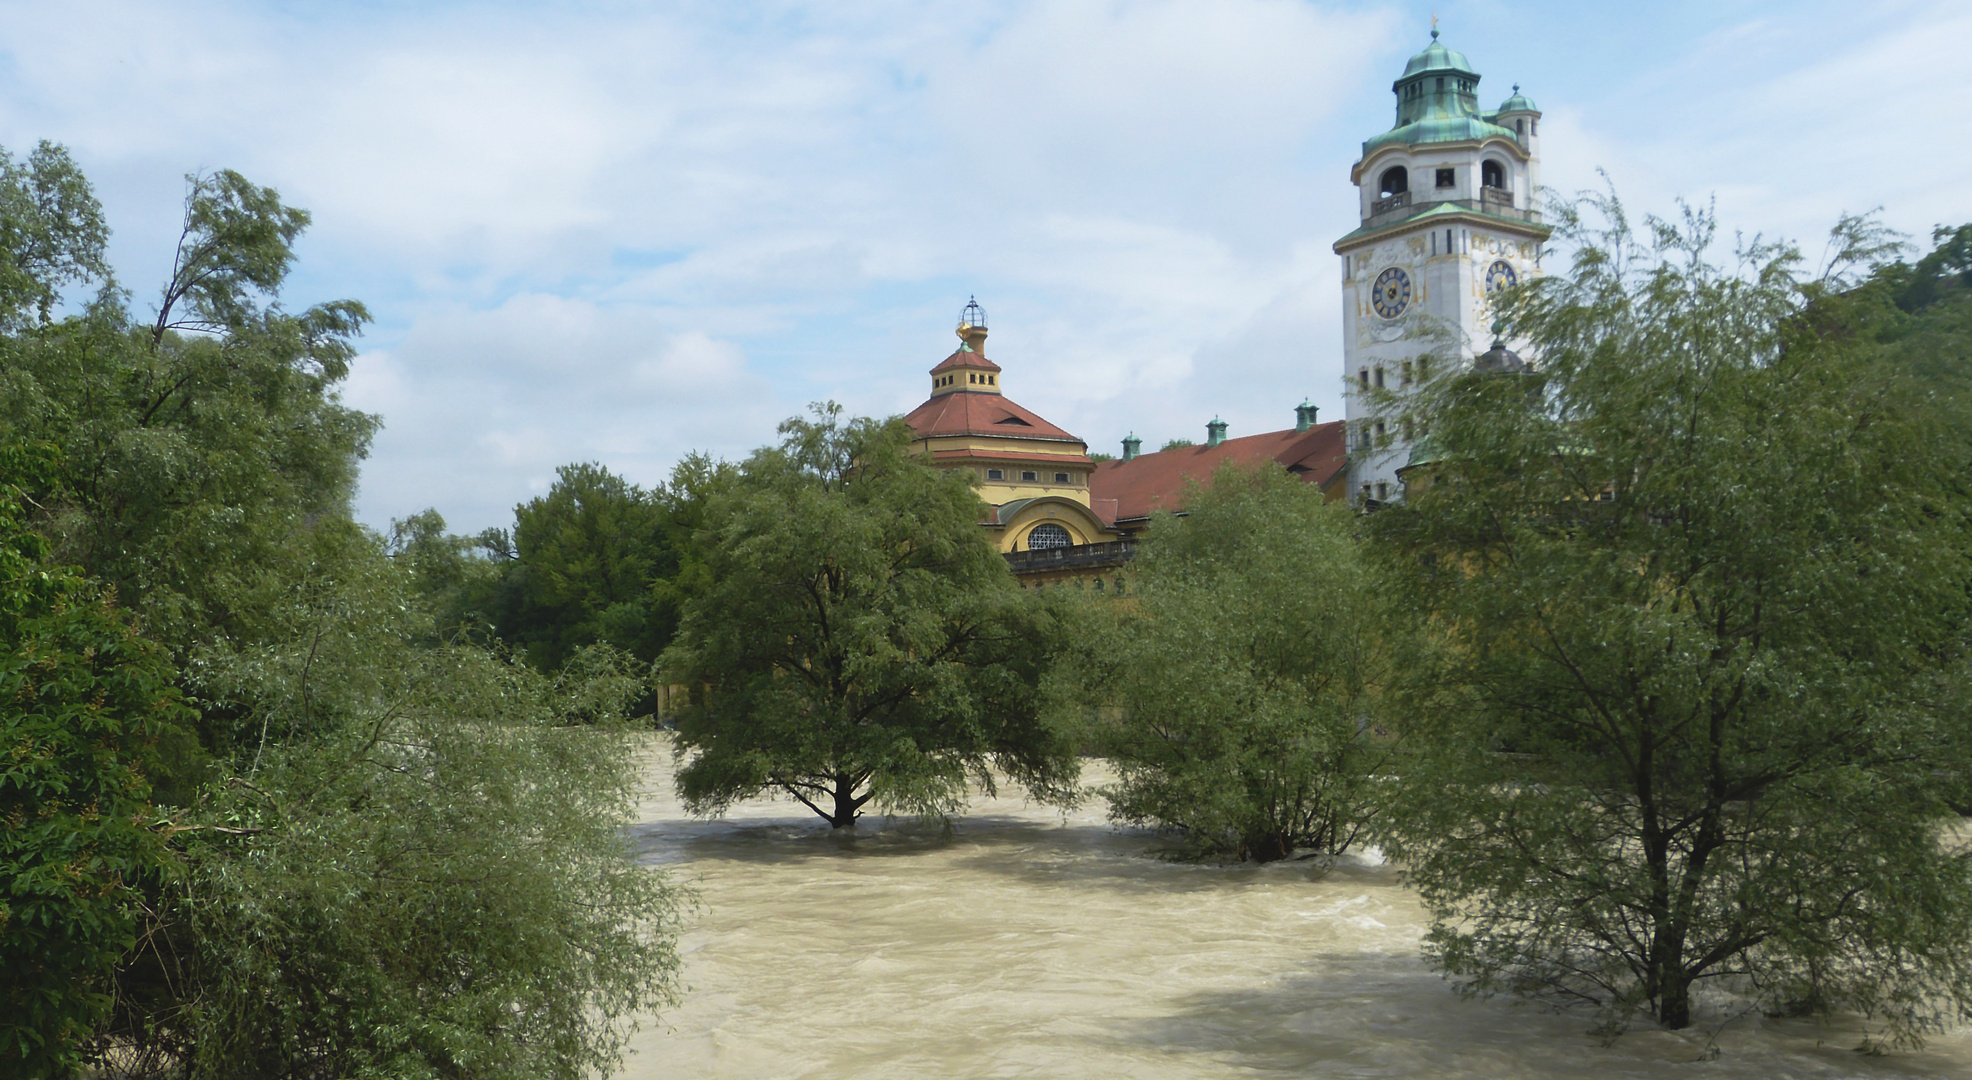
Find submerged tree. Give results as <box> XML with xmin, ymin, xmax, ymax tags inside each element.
<box><xmin>662</xmin><ymin>405</ymin><xmax>1081</xmax><ymax>828</ymax></box>
<box><xmin>1370</xmin><ymin>196</ymin><xmax>1972</xmax><ymax>1042</ymax></box>
<box><xmin>1058</xmin><ymin>464</ymin><xmax>1386</xmax><ymax>862</ymax></box>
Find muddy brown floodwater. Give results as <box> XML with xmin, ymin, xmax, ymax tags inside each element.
<box><xmin>619</xmin><ymin>737</ymin><xmax>1971</xmax><ymax>1078</ymax></box>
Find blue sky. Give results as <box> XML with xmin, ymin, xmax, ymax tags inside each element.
<box><xmin>0</xmin><ymin>0</ymin><xmax>1962</xmax><ymax>533</ymax></box>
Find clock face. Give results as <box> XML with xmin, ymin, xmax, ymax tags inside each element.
<box><xmin>1371</xmin><ymin>266</ymin><xmax>1412</xmax><ymax>320</ymax></box>
<box><xmin>1485</xmin><ymin>259</ymin><xmax>1518</xmax><ymax>294</ymax></box>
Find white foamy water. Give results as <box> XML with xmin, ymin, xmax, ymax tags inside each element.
<box><xmin>619</xmin><ymin>737</ymin><xmax>1970</xmax><ymax>1078</ymax></box>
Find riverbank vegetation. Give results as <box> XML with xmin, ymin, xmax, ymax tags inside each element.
<box><xmin>1048</xmin><ymin>463</ymin><xmax>1389</xmax><ymax>863</ymax></box>
<box><xmin>1</xmin><ymin>148</ymin><xmax>683</xmax><ymax>1078</ymax></box>
<box><xmin>1367</xmin><ymin>198</ymin><xmax>1972</xmax><ymax>1045</ymax></box>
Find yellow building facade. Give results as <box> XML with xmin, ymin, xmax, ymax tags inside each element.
<box><xmin>902</xmin><ymin>302</ymin><xmax>1122</xmax><ymax>577</ymax></box>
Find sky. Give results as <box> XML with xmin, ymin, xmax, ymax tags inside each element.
<box><xmin>0</xmin><ymin>0</ymin><xmax>1963</xmax><ymax>534</ymax></box>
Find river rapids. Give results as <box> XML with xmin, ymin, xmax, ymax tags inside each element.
<box><xmin>620</xmin><ymin>737</ymin><xmax>1971</xmax><ymax>1078</ymax></box>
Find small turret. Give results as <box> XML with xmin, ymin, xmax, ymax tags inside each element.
<box><xmin>929</xmin><ymin>296</ymin><xmax>1004</xmax><ymax>397</ymax></box>
<box><xmin>1206</xmin><ymin>417</ymin><xmax>1228</xmax><ymax>447</ymax></box>
<box><xmin>1121</xmin><ymin>432</ymin><xmax>1141</xmax><ymax>462</ymax></box>
<box><xmin>1294</xmin><ymin>401</ymin><xmax>1319</xmax><ymax>433</ymax></box>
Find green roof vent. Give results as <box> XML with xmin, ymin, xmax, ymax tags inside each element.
<box><xmin>1206</xmin><ymin>416</ymin><xmax>1228</xmax><ymax>447</ymax></box>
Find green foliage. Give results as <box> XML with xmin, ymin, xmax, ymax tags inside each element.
<box><xmin>663</xmin><ymin>404</ymin><xmax>1081</xmax><ymax>827</ymax></box>
<box><xmin>0</xmin><ymin>148</ymin><xmax>686</xmax><ymax>1077</ymax></box>
<box><xmin>0</xmin><ymin>168</ymin><xmax>375</xmax><ymax>661</ymax></box>
<box><xmin>96</xmin><ymin>544</ymin><xmax>684</xmax><ymax>1080</ymax></box>
<box><xmin>1058</xmin><ymin>464</ymin><xmax>1386</xmax><ymax>862</ymax></box>
<box><xmin>1158</xmin><ymin>438</ymin><xmax>1195</xmax><ymax>452</ymax></box>
<box><xmin>1370</xmin><ymin>195</ymin><xmax>1972</xmax><ymax>1041</ymax></box>
<box><xmin>485</xmin><ymin>460</ymin><xmax>715</xmax><ymax>672</ymax></box>
<box><xmin>0</xmin><ymin>443</ymin><xmax>191</xmax><ymax>1079</ymax></box>
<box><xmin>0</xmin><ymin>143</ymin><xmax>108</xmax><ymax>328</ymax></box>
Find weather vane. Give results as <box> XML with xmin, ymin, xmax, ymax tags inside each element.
<box><xmin>1431</xmin><ymin>13</ymin><xmax>1439</xmax><ymax>38</ymax></box>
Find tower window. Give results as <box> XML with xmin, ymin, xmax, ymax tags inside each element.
<box><xmin>1021</xmin><ymin>471</ymin><xmax>1038</xmax><ymax>482</ymax></box>
<box><xmin>1401</xmin><ymin>360</ymin><xmax>1414</xmax><ymax>387</ymax></box>
<box><xmin>988</xmin><ymin>375</ymin><xmax>995</xmax><ymax>384</ymax></box>
<box><xmin>1358</xmin><ymin>369</ymin><xmax>1370</xmax><ymax>390</ymax></box>
<box><xmin>1376</xmin><ymin>482</ymin><xmax>1389</xmax><ymax>501</ymax></box>
<box><xmin>1054</xmin><ymin>472</ymin><xmax>1070</xmax><ymax>483</ymax></box>
<box><xmin>987</xmin><ymin>468</ymin><xmax>1004</xmax><ymax>481</ymax></box>
<box><xmin>1373</xmin><ymin>367</ymin><xmax>1386</xmax><ymax>389</ymax></box>
<box><xmin>1374</xmin><ymin>421</ymin><xmax>1387</xmax><ymax>442</ymax></box>
<box><xmin>1435</xmin><ymin>168</ymin><xmax>1455</xmax><ymax>189</ymax></box>
<box><xmin>1028</xmin><ymin>523</ymin><xmax>1072</xmax><ymax>550</ymax></box>
<box><xmin>1378</xmin><ymin>166</ymin><xmax>1408</xmax><ymax>197</ymax></box>
<box><xmin>1435</xmin><ymin>77</ymin><xmax>1444</xmax><ymax>91</ymax></box>
<box><xmin>1482</xmin><ymin>160</ymin><xmax>1506</xmax><ymax>189</ymax></box>
<box><xmin>1516</xmin><ymin>118</ymin><xmax>1525</xmax><ymax>136</ymax></box>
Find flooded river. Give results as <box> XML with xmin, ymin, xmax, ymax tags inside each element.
<box><xmin>620</xmin><ymin>738</ymin><xmax>1970</xmax><ymax>1078</ymax></box>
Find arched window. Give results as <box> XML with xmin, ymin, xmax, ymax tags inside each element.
<box><xmin>1027</xmin><ymin>523</ymin><xmax>1072</xmax><ymax>550</ymax></box>
<box><xmin>1482</xmin><ymin>160</ymin><xmax>1506</xmax><ymax>189</ymax></box>
<box><xmin>1378</xmin><ymin>166</ymin><xmax>1408</xmax><ymax>197</ymax></box>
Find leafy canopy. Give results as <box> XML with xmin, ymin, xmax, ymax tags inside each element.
<box><xmin>1370</xmin><ymin>195</ymin><xmax>1972</xmax><ymax>1042</ymax></box>
<box><xmin>663</xmin><ymin>405</ymin><xmax>1081</xmax><ymax>827</ymax></box>
<box><xmin>1058</xmin><ymin>464</ymin><xmax>1388</xmax><ymax>862</ymax></box>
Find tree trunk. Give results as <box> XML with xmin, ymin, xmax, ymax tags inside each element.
<box><xmin>829</xmin><ymin>774</ymin><xmax>859</xmax><ymax>829</ymax></box>
<box><xmin>1657</xmin><ymin>965</ymin><xmax>1693</xmax><ymax>1029</ymax></box>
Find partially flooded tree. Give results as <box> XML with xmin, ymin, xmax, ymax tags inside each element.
<box><xmin>1370</xmin><ymin>196</ymin><xmax>1972</xmax><ymax>1042</ymax></box>
<box><xmin>1058</xmin><ymin>464</ymin><xmax>1387</xmax><ymax>862</ymax></box>
<box><xmin>662</xmin><ymin>406</ymin><xmax>1080</xmax><ymax>828</ymax></box>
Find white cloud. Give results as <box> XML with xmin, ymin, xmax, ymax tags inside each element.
<box><xmin>343</xmin><ymin>295</ymin><xmax>777</xmax><ymax>528</ymax></box>
<box><xmin>0</xmin><ymin>0</ymin><xmax>1960</xmax><ymax>531</ymax></box>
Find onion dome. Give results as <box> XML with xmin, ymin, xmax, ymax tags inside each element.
<box><xmin>1473</xmin><ymin>338</ymin><xmax>1528</xmax><ymax>374</ymax></box>
<box><xmin>1497</xmin><ymin>83</ymin><xmax>1538</xmax><ymax>114</ymax></box>
<box><xmin>1364</xmin><ymin>29</ymin><xmax>1520</xmax><ymax>155</ymax></box>
<box><xmin>1400</xmin><ymin>31</ymin><xmax>1478</xmax><ymax>80</ymax></box>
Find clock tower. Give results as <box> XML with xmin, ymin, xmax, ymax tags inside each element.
<box><xmin>1333</xmin><ymin>30</ymin><xmax>1550</xmax><ymax>504</ymax></box>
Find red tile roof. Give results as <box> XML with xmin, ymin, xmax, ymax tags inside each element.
<box><xmin>904</xmin><ymin>391</ymin><xmax>1083</xmax><ymax>444</ymax></box>
<box><xmin>929</xmin><ymin>348</ymin><xmax>1002</xmax><ymax>375</ymax></box>
<box><xmin>929</xmin><ymin>448</ymin><xmax>1094</xmax><ymax>465</ymax></box>
<box><xmin>1089</xmin><ymin>421</ymin><xmax>1348</xmax><ymax>522</ymax></box>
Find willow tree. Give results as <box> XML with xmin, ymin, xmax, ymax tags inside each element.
<box><xmin>1060</xmin><ymin>463</ymin><xmax>1387</xmax><ymax>862</ymax></box>
<box><xmin>1370</xmin><ymin>197</ymin><xmax>1972</xmax><ymax>1043</ymax></box>
<box><xmin>662</xmin><ymin>406</ymin><xmax>1080</xmax><ymax>828</ymax></box>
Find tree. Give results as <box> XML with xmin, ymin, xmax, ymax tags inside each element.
<box><xmin>0</xmin><ymin>149</ymin><xmax>688</xmax><ymax>1077</ymax></box>
<box><xmin>0</xmin><ymin>167</ymin><xmax>375</xmax><ymax>665</ymax></box>
<box><xmin>1057</xmin><ymin>464</ymin><xmax>1386</xmax><ymax>862</ymax></box>
<box><xmin>662</xmin><ymin>405</ymin><xmax>1081</xmax><ymax>828</ymax></box>
<box><xmin>1369</xmin><ymin>196</ymin><xmax>1972</xmax><ymax>1042</ymax></box>
<box><xmin>0</xmin><ymin>443</ymin><xmax>191</xmax><ymax>1078</ymax></box>
<box><xmin>485</xmin><ymin>462</ymin><xmax>686</xmax><ymax>671</ymax></box>
<box><xmin>107</xmin><ymin>546</ymin><xmax>685</xmax><ymax>1080</ymax></box>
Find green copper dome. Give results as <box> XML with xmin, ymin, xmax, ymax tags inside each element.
<box><xmin>1367</xmin><ymin>31</ymin><xmax>1520</xmax><ymax>155</ymax></box>
<box><xmin>1497</xmin><ymin>84</ymin><xmax>1538</xmax><ymax>113</ymax></box>
<box><xmin>1399</xmin><ymin>33</ymin><xmax>1478</xmax><ymax>81</ymax></box>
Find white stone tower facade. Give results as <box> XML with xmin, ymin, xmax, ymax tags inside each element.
<box><xmin>1333</xmin><ymin>31</ymin><xmax>1550</xmax><ymax>504</ymax></box>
